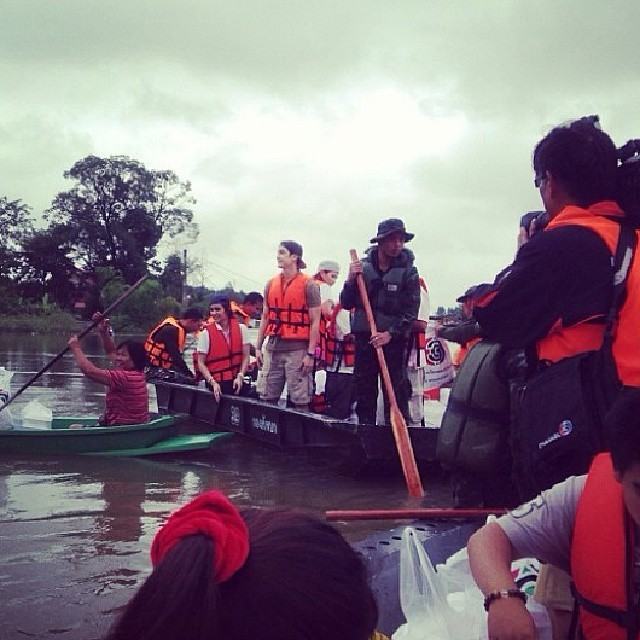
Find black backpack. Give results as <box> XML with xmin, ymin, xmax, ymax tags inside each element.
<box><xmin>512</xmin><ymin>223</ymin><xmax>636</xmax><ymax>501</ymax></box>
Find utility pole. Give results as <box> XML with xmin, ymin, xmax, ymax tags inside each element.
<box><xmin>182</xmin><ymin>248</ymin><xmax>188</xmax><ymax>305</ymax></box>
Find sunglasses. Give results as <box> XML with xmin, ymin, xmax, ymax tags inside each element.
<box><xmin>534</xmin><ymin>173</ymin><xmax>546</xmax><ymax>188</ymax></box>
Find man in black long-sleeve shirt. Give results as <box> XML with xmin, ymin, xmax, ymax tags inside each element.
<box><xmin>340</xmin><ymin>218</ymin><xmax>420</xmax><ymax>425</ymax></box>
<box><xmin>473</xmin><ymin>118</ymin><xmax>620</xmax><ymax>364</ymax></box>
<box><xmin>145</xmin><ymin>308</ymin><xmax>203</xmax><ymax>379</ymax></box>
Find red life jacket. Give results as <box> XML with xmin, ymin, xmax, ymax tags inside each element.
<box><xmin>324</xmin><ymin>304</ymin><xmax>355</xmax><ymax>369</ymax></box>
<box><xmin>144</xmin><ymin>317</ymin><xmax>186</xmax><ymax>368</ymax></box>
<box><xmin>201</xmin><ymin>320</ymin><xmax>244</xmax><ymax>383</ymax></box>
<box><xmin>314</xmin><ymin>274</ymin><xmax>329</xmax><ymax>364</ymax></box>
<box><xmin>266</xmin><ymin>273</ymin><xmax>311</xmax><ymax>340</ymax></box>
<box><xmin>537</xmin><ymin>202</ymin><xmax>640</xmax><ymax>385</ymax></box>
<box><xmin>310</xmin><ymin>392</ymin><xmax>327</xmax><ymax>413</ymax></box>
<box><xmin>571</xmin><ymin>453</ymin><xmax>637</xmax><ymax>640</ymax></box>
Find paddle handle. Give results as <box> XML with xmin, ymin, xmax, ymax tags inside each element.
<box><xmin>326</xmin><ymin>507</ymin><xmax>506</xmax><ymax>521</ymax></box>
<box><xmin>0</xmin><ymin>274</ymin><xmax>149</xmax><ymax>413</ymax></box>
<box><xmin>349</xmin><ymin>249</ymin><xmax>423</xmax><ymax>497</ymax></box>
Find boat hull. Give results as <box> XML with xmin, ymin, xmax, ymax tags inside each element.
<box><xmin>0</xmin><ymin>414</ymin><xmax>181</xmax><ymax>455</ymax></box>
<box><xmin>153</xmin><ymin>381</ymin><xmax>438</xmax><ymax>465</ymax></box>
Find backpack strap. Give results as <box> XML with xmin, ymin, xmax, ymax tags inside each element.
<box><xmin>602</xmin><ymin>223</ymin><xmax>636</xmax><ymax>347</ymax></box>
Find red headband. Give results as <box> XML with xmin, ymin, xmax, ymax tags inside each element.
<box><xmin>150</xmin><ymin>490</ymin><xmax>250</xmax><ymax>583</ymax></box>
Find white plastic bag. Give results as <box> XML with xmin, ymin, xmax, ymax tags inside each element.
<box><xmin>314</xmin><ymin>370</ymin><xmax>326</xmax><ymax>395</ymax></box>
<box><xmin>434</xmin><ymin>545</ymin><xmax>552</xmax><ymax>640</ymax></box>
<box><xmin>393</xmin><ymin>527</ymin><xmax>459</xmax><ymax>640</ymax></box>
<box><xmin>21</xmin><ymin>399</ymin><xmax>53</xmax><ymax>430</ymax></box>
<box><xmin>393</xmin><ymin>526</ymin><xmax>552</xmax><ymax>640</ymax></box>
<box><xmin>0</xmin><ymin>367</ymin><xmax>14</xmax><ymax>430</ymax></box>
<box><xmin>424</xmin><ymin>323</ymin><xmax>454</xmax><ymax>390</ymax></box>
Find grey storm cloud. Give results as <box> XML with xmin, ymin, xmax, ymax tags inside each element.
<box><xmin>2</xmin><ymin>0</ymin><xmax>640</xmax><ymax>305</ymax></box>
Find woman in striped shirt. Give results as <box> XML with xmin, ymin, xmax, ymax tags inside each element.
<box><xmin>68</xmin><ymin>316</ymin><xmax>149</xmax><ymax>425</ymax></box>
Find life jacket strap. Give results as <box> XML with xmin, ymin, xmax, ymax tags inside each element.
<box><xmin>571</xmin><ymin>582</ymin><xmax>639</xmax><ymax>635</ymax></box>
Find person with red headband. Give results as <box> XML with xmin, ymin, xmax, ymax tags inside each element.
<box><xmin>103</xmin><ymin>490</ymin><xmax>387</xmax><ymax>640</ymax></box>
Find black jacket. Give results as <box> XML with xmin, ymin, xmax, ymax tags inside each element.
<box><xmin>340</xmin><ymin>247</ymin><xmax>420</xmax><ymax>338</ymax></box>
<box><xmin>474</xmin><ymin>225</ymin><xmax>612</xmax><ymax>349</ymax></box>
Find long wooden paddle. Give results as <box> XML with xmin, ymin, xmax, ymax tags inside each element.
<box><xmin>326</xmin><ymin>507</ymin><xmax>506</xmax><ymax>521</ymax></box>
<box><xmin>349</xmin><ymin>249</ymin><xmax>424</xmax><ymax>497</ymax></box>
<box><xmin>0</xmin><ymin>274</ymin><xmax>149</xmax><ymax>413</ymax></box>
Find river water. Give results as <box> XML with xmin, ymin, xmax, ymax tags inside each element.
<box><xmin>0</xmin><ymin>333</ymin><xmax>450</xmax><ymax>640</ymax></box>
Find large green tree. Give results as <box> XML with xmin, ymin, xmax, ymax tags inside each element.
<box><xmin>0</xmin><ymin>197</ymin><xmax>34</xmax><ymax>278</ymax></box>
<box><xmin>45</xmin><ymin>155</ymin><xmax>199</xmax><ymax>283</ymax></box>
<box><xmin>18</xmin><ymin>225</ymin><xmax>77</xmax><ymax>306</ymax></box>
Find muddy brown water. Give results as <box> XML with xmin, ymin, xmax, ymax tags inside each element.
<box><xmin>0</xmin><ymin>333</ymin><xmax>451</xmax><ymax>640</ymax></box>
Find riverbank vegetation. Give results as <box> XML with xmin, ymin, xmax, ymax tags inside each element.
<box><xmin>1</xmin><ymin>156</ymin><xmax>249</xmax><ymax>333</ymax></box>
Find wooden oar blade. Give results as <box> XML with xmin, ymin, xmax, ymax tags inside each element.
<box><xmin>390</xmin><ymin>406</ymin><xmax>424</xmax><ymax>498</ymax></box>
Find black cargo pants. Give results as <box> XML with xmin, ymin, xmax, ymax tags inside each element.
<box><xmin>354</xmin><ymin>333</ymin><xmax>410</xmax><ymax>426</ymax></box>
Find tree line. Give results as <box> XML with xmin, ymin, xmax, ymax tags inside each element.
<box><xmin>1</xmin><ymin>155</ymin><xmax>240</xmax><ymax>331</ymax></box>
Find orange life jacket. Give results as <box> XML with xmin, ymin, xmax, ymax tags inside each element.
<box><xmin>144</xmin><ymin>317</ymin><xmax>186</xmax><ymax>368</ymax></box>
<box><xmin>453</xmin><ymin>337</ymin><xmax>482</xmax><ymax>367</ymax></box>
<box><xmin>537</xmin><ymin>202</ymin><xmax>640</xmax><ymax>385</ymax></box>
<box><xmin>201</xmin><ymin>319</ymin><xmax>244</xmax><ymax>383</ymax></box>
<box><xmin>324</xmin><ymin>304</ymin><xmax>355</xmax><ymax>369</ymax></box>
<box><xmin>571</xmin><ymin>453</ymin><xmax>637</xmax><ymax>640</ymax></box>
<box><xmin>230</xmin><ymin>300</ymin><xmax>251</xmax><ymax>326</ymax></box>
<box><xmin>266</xmin><ymin>273</ymin><xmax>311</xmax><ymax>340</ymax></box>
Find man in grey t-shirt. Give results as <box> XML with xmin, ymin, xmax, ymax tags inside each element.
<box><xmin>467</xmin><ymin>388</ymin><xmax>640</xmax><ymax>640</ymax></box>
<box><xmin>255</xmin><ymin>240</ymin><xmax>321</xmax><ymax>410</ymax></box>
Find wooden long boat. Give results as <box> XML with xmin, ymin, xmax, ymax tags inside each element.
<box><xmin>0</xmin><ymin>413</ymin><xmax>230</xmax><ymax>456</ymax></box>
<box><xmin>153</xmin><ymin>381</ymin><xmax>438</xmax><ymax>467</ymax></box>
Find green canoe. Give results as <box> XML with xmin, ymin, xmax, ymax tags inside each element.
<box><xmin>89</xmin><ymin>432</ymin><xmax>234</xmax><ymax>457</ymax></box>
<box><xmin>0</xmin><ymin>413</ymin><xmax>229</xmax><ymax>456</ymax></box>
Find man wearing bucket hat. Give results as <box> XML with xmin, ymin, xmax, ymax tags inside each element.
<box><xmin>340</xmin><ymin>218</ymin><xmax>421</xmax><ymax>425</ymax></box>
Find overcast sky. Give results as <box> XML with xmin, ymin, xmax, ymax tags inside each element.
<box><xmin>1</xmin><ymin>1</ymin><xmax>639</xmax><ymax>307</ymax></box>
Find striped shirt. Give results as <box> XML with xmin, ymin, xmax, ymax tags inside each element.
<box><xmin>103</xmin><ymin>370</ymin><xmax>149</xmax><ymax>426</ymax></box>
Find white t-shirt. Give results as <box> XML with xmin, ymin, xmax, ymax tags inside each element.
<box><xmin>319</xmin><ymin>282</ymin><xmax>336</xmax><ymax>305</ymax></box>
<box><xmin>197</xmin><ymin>322</ymin><xmax>250</xmax><ymax>354</ymax></box>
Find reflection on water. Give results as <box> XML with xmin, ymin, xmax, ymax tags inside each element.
<box><xmin>0</xmin><ymin>333</ymin><xmax>448</xmax><ymax>640</ymax></box>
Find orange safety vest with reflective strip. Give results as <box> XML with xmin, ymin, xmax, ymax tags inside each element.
<box><xmin>537</xmin><ymin>202</ymin><xmax>640</xmax><ymax>385</ymax></box>
<box><xmin>266</xmin><ymin>272</ymin><xmax>311</xmax><ymax>340</ymax></box>
<box><xmin>203</xmin><ymin>319</ymin><xmax>244</xmax><ymax>382</ymax></box>
<box><xmin>571</xmin><ymin>453</ymin><xmax>637</xmax><ymax>640</ymax></box>
<box><xmin>324</xmin><ymin>304</ymin><xmax>355</xmax><ymax>369</ymax></box>
<box><xmin>144</xmin><ymin>317</ymin><xmax>186</xmax><ymax>368</ymax></box>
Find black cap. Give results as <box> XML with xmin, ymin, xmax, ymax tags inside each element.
<box><xmin>370</xmin><ymin>218</ymin><xmax>414</xmax><ymax>244</ymax></box>
<box><xmin>456</xmin><ymin>283</ymin><xmax>494</xmax><ymax>303</ymax></box>
<box><xmin>280</xmin><ymin>240</ymin><xmax>307</xmax><ymax>269</ymax></box>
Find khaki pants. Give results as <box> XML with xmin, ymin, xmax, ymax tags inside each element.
<box><xmin>262</xmin><ymin>348</ymin><xmax>311</xmax><ymax>406</ymax></box>
<box><xmin>534</xmin><ymin>564</ymin><xmax>575</xmax><ymax>640</ymax></box>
